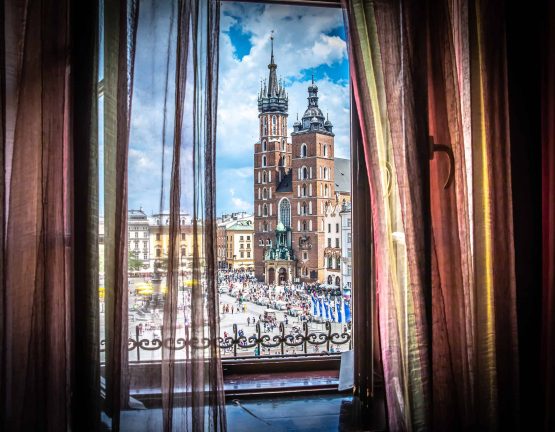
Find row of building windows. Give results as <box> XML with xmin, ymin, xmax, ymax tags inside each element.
<box><xmin>257</xmin><ymin>170</ymin><xmax>272</xmax><ymax>184</ymax></box>
<box><xmin>297</xmin><ymin>143</ymin><xmax>330</xmax><ymax>158</ymax></box>
<box><xmin>261</xmin><ymin>115</ymin><xmax>287</xmax><ymax>137</ymax></box>
<box><xmin>327</xmin><ymin>238</ymin><xmax>341</xmax><ymax>248</ymax></box>
<box><xmin>261</xmin><ymin>139</ymin><xmax>287</xmax><ymax>152</ymax></box>
<box><xmin>326</xmin><ymin>256</ymin><xmax>341</xmax><ymax>270</ymax></box>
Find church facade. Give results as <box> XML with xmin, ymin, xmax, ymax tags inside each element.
<box><xmin>253</xmin><ymin>39</ymin><xmax>350</xmax><ymax>284</ymax></box>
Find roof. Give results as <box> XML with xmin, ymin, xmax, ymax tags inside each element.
<box><xmin>226</xmin><ymin>219</ymin><xmax>254</xmax><ymax>231</ymax></box>
<box><xmin>276</xmin><ymin>170</ymin><xmax>293</xmax><ymax>193</ymax></box>
<box><xmin>334</xmin><ymin>158</ymin><xmax>351</xmax><ymax>193</ymax></box>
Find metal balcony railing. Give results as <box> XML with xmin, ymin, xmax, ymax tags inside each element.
<box><xmin>100</xmin><ymin>321</ymin><xmax>352</xmax><ymax>362</ymax></box>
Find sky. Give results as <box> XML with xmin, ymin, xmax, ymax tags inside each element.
<box><xmin>216</xmin><ymin>2</ymin><xmax>350</xmax><ymax>215</ymax></box>
<box><xmin>123</xmin><ymin>2</ymin><xmax>350</xmax><ymax>217</ymax></box>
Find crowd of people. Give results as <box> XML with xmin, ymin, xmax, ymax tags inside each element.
<box><xmin>218</xmin><ymin>269</ymin><xmax>328</xmax><ymax>323</ymax></box>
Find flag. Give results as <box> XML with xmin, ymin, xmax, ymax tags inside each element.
<box><xmin>318</xmin><ymin>297</ymin><xmax>323</xmax><ymax>317</ymax></box>
<box><xmin>311</xmin><ymin>295</ymin><xmax>318</xmax><ymax>315</ymax></box>
<box><xmin>323</xmin><ymin>300</ymin><xmax>329</xmax><ymax>320</ymax></box>
<box><xmin>345</xmin><ymin>302</ymin><xmax>351</xmax><ymax>323</ymax></box>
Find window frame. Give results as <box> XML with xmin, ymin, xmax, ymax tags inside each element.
<box><xmin>123</xmin><ymin>0</ymin><xmax>370</xmax><ymax>399</ymax></box>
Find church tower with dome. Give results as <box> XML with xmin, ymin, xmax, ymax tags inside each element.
<box><xmin>253</xmin><ymin>37</ymin><xmax>346</xmax><ymax>285</ymax></box>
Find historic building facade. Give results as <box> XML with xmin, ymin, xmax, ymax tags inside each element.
<box><xmin>254</xmin><ymin>39</ymin><xmax>350</xmax><ymax>284</ymax></box>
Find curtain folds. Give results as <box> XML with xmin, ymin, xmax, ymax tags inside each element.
<box><xmin>541</xmin><ymin>1</ymin><xmax>555</xmax><ymax>429</ymax></box>
<box><xmin>2</xmin><ymin>0</ymin><xmax>74</xmax><ymax>430</ymax></box>
<box><xmin>344</xmin><ymin>0</ymin><xmax>520</xmax><ymax>430</ymax></box>
<box><xmin>106</xmin><ymin>0</ymin><xmax>226</xmax><ymax>430</ymax></box>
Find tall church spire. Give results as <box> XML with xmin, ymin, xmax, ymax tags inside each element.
<box><xmin>267</xmin><ymin>31</ymin><xmax>279</xmax><ymax>97</ymax></box>
<box><xmin>258</xmin><ymin>32</ymin><xmax>288</xmax><ymax>114</ymax></box>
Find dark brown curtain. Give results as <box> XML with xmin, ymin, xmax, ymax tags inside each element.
<box><xmin>541</xmin><ymin>1</ymin><xmax>555</xmax><ymax>430</ymax></box>
<box><xmin>1</xmin><ymin>0</ymin><xmax>99</xmax><ymax>430</ymax></box>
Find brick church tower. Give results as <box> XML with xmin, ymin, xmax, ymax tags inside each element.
<box><xmin>290</xmin><ymin>77</ymin><xmax>335</xmax><ymax>283</ymax></box>
<box><xmin>253</xmin><ymin>36</ymin><xmax>292</xmax><ymax>282</ymax></box>
<box><xmin>253</xmin><ymin>38</ymin><xmax>336</xmax><ymax>284</ymax></box>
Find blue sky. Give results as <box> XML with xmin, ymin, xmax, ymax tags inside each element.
<box><xmin>124</xmin><ymin>2</ymin><xmax>350</xmax><ymax>216</ymax></box>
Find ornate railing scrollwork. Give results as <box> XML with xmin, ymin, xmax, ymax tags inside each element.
<box><xmin>101</xmin><ymin>321</ymin><xmax>352</xmax><ymax>361</ymax></box>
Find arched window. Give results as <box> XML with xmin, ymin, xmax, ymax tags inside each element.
<box><xmin>263</xmin><ymin>116</ymin><xmax>267</xmax><ymax>135</ymax></box>
<box><xmin>328</xmin><ymin>257</ymin><xmax>333</xmax><ymax>269</ymax></box>
<box><xmin>323</xmin><ymin>145</ymin><xmax>328</xmax><ymax>157</ymax></box>
<box><xmin>279</xmin><ymin>198</ymin><xmax>291</xmax><ymax>228</ymax></box>
<box><xmin>324</xmin><ymin>184</ymin><xmax>329</xmax><ymax>197</ymax></box>
<box><xmin>263</xmin><ymin>204</ymin><xmax>268</xmax><ymax>217</ymax></box>
<box><xmin>328</xmin><ymin>275</ymin><xmax>333</xmax><ymax>284</ymax></box>
<box><xmin>302</xmin><ymin>221</ymin><xmax>307</xmax><ymax>231</ymax></box>
<box><xmin>323</xmin><ymin>167</ymin><xmax>328</xmax><ymax>180</ymax></box>
<box><xmin>262</xmin><ymin>140</ymin><xmax>267</xmax><ymax>151</ymax></box>
<box><xmin>301</xmin><ymin>144</ymin><xmax>307</xmax><ymax>158</ymax></box>
<box><xmin>263</xmin><ymin>188</ymin><xmax>268</xmax><ymax>199</ymax></box>
<box><xmin>301</xmin><ymin>202</ymin><xmax>307</xmax><ymax>215</ymax></box>
<box><xmin>282</xmin><ymin>140</ymin><xmax>286</xmax><ymax>151</ymax></box>
<box><xmin>302</xmin><ymin>166</ymin><xmax>308</xmax><ymax>180</ymax></box>
<box><xmin>301</xmin><ymin>184</ymin><xmax>307</xmax><ymax>197</ymax></box>
<box><xmin>272</xmin><ymin>115</ymin><xmax>276</xmax><ymax>135</ymax></box>
<box><xmin>335</xmin><ymin>276</ymin><xmax>341</xmax><ymax>286</ymax></box>
<box><xmin>262</xmin><ymin>155</ymin><xmax>266</xmax><ymax>167</ymax></box>
<box><xmin>263</xmin><ymin>171</ymin><xmax>267</xmax><ymax>183</ymax></box>
<box><xmin>263</xmin><ymin>222</ymin><xmax>268</xmax><ymax>232</ymax></box>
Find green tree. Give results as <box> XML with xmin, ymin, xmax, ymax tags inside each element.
<box><xmin>128</xmin><ymin>251</ymin><xmax>143</xmax><ymax>271</ymax></box>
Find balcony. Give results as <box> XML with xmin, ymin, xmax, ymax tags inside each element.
<box><xmin>101</xmin><ymin>321</ymin><xmax>351</xmax><ymax>362</ymax></box>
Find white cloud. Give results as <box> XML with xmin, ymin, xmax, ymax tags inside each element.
<box><xmin>125</xmin><ymin>3</ymin><xmax>349</xmax><ymax>216</ymax></box>
<box><xmin>216</xmin><ymin>4</ymin><xmax>349</xmax><ymax>215</ymax></box>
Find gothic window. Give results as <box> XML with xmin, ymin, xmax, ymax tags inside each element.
<box><xmin>279</xmin><ymin>198</ymin><xmax>291</xmax><ymax>228</ymax></box>
<box><xmin>282</xmin><ymin>139</ymin><xmax>286</xmax><ymax>151</ymax></box>
<box><xmin>301</xmin><ymin>202</ymin><xmax>307</xmax><ymax>215</ymax></box>
<box><xmin>301</xmin><ymin>144</ymin><xmax>307</xmax><ymax>158</ymax></box>
<box><xmin>263</xmin><ymin>222</ymin><xmax>268</xmax><ymax>232</ymax></box>
<box><xmin>263</xmin><ymin>188</ymin><xmax>268</xmax><ymax>199</ymax></box>
<box><xmin>272</xmin><ymin>115</ymin><xmax>276</xmax><ymax>135</ymax></box>
<box><xmin>262</xmin><ymin>140</ymin><xmax>267</xmax><ymax>151</ymax></box>
<box><xmin>302</xmin><ymin>220</ymin><xmax>307</xmax><ymax>231</ymax></box>
<box><xmin>328</xmin><ymin>257</ymin><xmax>333</xmax><ymax>269</ymax></box>
<box><xmin>325</xmin><ymin>184</ymin><xmax>329</xmax><ymax>197</ymax></box>
<box><xmin>262</xmin><ymin>155</ymin><xmax>267</xmax><ymax>167</ymax></box>
<box><xmin>302</xmin><ymin>166</ymin><xmax>308</xmax><ymax>180</ymax></box>
<box><xmin>323</xmin><ymin>144</ymin><xmax>328</xmax><ymax>157</ymax></box>
<box><xmin>263</xmin><ymin>171</ymin><xmax>267</xmax><ymax>183</ymax></box>
<box><xmin>263</xmin><ymin>116</ymin><xmax>267</xmax><ymax>135</ymax></box>
<box><xmin>302</xmin><ymin>184</ymin><xmax>307</xmax><ymax>197</ymax></box>
<box><xmin>324</xmin><ymin>167</ymin><xmax>329</xmax><ymax>180</ymax></box>
<box><xmin>263</xmin><ymin>204</ymin><xmax>268</xmax><ymax>217</ymax></box>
